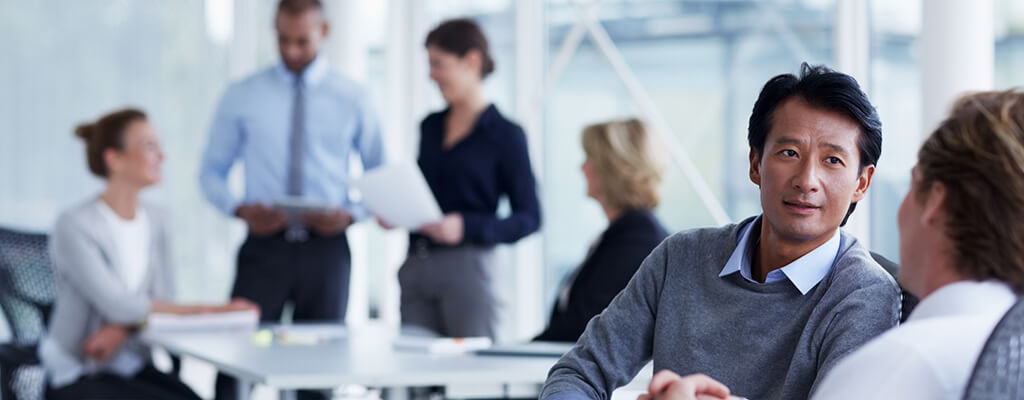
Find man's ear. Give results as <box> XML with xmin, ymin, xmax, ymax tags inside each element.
<box><xmin>921</xmin><ymin>182</ymin><xmax>947</xmax><ymax>227</ymax></box>
<box><xmin>321</xmin><ymin>22</ymin><xmax>330</xmax><ymax>38</ymax></box>
<box><xmin>850</xmin><ymin>165</ymin><xmax>875</xmax><ymax>203</ymax></box>
<box><xmin>749</xmin><ymin>148</ymin><xmax>762</xmax><ymax>186</ymax></box>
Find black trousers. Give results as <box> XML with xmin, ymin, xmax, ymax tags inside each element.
<box><xmin>215</xmin><ymin>231</ymin><xmax>351</xmax><ymax>400</ymax></box>
<box><xmin>46</xmin><ymin>365</ymin><xmax>200</xmax><ymax>400</ymax></box>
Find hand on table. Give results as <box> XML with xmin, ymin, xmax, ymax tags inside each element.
<box><xmin>637</xmin><ymin>370</ymin><xmax>739</xmax><ymax>400</ymax></box>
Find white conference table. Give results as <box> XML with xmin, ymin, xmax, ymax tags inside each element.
<box><xmin>142</xmin><ymin>324</ymin><xmax>565</xmax><ymax>400</ymax></box>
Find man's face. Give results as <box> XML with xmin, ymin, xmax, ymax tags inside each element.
<box><xmin>750</xmin><ymin>97</ymin><xmax>874</xmax><ymax>244</ymax></box>
<box><xmin>276</xmin><ymin>10</ymin><xmax>327</xmax><ymax>73</ymax></box>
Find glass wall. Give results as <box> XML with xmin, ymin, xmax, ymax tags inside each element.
<box><xmin>541</xmin><ymin>0</ymin><xmax>835</xmax><ymax>304</ymax></box>
<box><xmin>0</xmin><ymin>0</ymin><xmax>278</xmax><ymax>306</ymax></box>
<box><xmin>4</xmin><ymin>0</ymin><xmax>1024</xmax><ymax>345</ymax></box>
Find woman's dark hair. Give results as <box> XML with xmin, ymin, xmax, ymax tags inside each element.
<box><xmin>748</xmin><ymin>63</ymin><xmax>882</xmax><ymax>226</ymax></box>
<box><xmin>277</xmin><ymin>0</ymin><xmax>322</xmax><ymax>16</ymax></box>
<box><xmin>74</xmin><ymin>108</ymin><xmax>147</xmax><ymax>178</ymax></box>
<box><xmin>424</xmin><ymin>18</ymin><xmax>495</xmax><ymax>78</ymax></box>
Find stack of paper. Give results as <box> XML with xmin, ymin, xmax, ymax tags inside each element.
<box><xmin>145</xmin><ymin>310</ymin><xmax>259</xmax><ymax>332</ymax></box>
<box><xmin>272</xmin><ymin>324</ymin><xmax>348</xmax><ymax>345</ymax></box>
<box><xmin>392</xmin><ymin>336</ymin><xmax>493</xmax><ymax>354</ymax></box>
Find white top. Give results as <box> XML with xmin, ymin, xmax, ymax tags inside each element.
<box><xmin>95</xmin><ymin>199</ymin><xmax>150</xmax><ymax>293</ymax></box>
<box><xmin>812</xmin><ymin>280</ymin><xmax>1018</xmax><ymax>400</ymax></box>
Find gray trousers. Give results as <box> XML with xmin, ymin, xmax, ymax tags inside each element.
<box><xmin>398</xmin><ymin>245</ymin><xmax>498</xmax><ymax>339</ymax></box>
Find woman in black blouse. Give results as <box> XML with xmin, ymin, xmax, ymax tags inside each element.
<box><xmin>397</xmin><ymin>18</ymin><xmax>541</xmax><ymax>339</ymax></box>
<box><xmin>535</xmin><ymin>118</ymin><xmax>668</xmax><ymax>342</ymax></box>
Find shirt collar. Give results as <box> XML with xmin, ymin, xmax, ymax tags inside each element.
<box><xmin>719</xmin><ymin>215</ymin><xmax>841</xmax><ymax>295</ymax></box>
<box><xmin>907</xmin><ymin>280</ymin><xmax>1018</xmax><ymax>322</ymax></box>
<box><xmin>275</xmin><ymin>55</ymin><xmax>329</xmax><ymax>87</ymax></box>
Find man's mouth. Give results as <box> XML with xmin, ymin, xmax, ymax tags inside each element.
<box><xmin>784</xmin><ymin>200</ymin><xmax>820</xmax><ymax>212</ymax></box>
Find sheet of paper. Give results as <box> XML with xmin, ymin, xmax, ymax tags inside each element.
<box><xmin>145</xmin><ymin>310</ymin><xmax>259</xmax><ymax>332</ymax></box>
<box><xmin>353</xmin><ymin>163</ymin><xmax>443</xmax><ymax>229</ymax></box>
<box><xmin>392</xmin><ymin>336</ymin><xmax>493</xmax><ymax>354</ymax></box>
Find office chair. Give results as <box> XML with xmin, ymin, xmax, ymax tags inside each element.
<box><xmin>0</xmin><ymin>227</ymin><xmax>55</xmax><ymax>400</ymax></box>
<box><xmin>869</xmin><ymin>251</ymin><xmax>919</xmax><ymax>323</ymax></box>
<box><xmin>962</xmin><ymin>298</ymin><xmax>1024</xmax><ymax>400</ymax></box>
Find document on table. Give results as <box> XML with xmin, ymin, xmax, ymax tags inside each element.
<box><xmin>145</xmin><ymin>310</ymin><xmax>259</xmax><ymax>332</ymax></box>
<box><xmin>475</xmin><ymin>341</ymin><xmax>575</xmax><ymax>357</ymax></box>
<box><xmin>353</xmin><ymin>163</ymin><xmax>443</xmax><ymax>229</ymax></box>
<box><xmin>392</xmin><ymin>336</ymin><xmax>493</xmax><ymax>354</ymax></box>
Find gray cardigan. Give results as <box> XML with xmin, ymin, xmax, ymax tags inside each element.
<box><xmin>40</xmin><ymin>198</ymin><xmax>175</xmax><ymax>384</ymax></box>
<box><xmin>540</xmin><ymin>217</ymin><xmax>901</xmax><ymax>400</ymax></box>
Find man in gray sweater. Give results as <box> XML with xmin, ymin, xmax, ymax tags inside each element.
<box><xmin>540</xmin><ymin>63</ymin><xmax>901</xmax><ymax>400</ymax></box>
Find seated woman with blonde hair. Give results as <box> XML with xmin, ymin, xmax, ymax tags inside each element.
<box><xmin>535</xmin><ymin>118</ymin><xmax>669</xmax><ymax>342</ymax></box>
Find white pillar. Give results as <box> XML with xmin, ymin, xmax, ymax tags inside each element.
<box><xmin>834</xmin><ymin>0</ymin><xmax>872</xmax><ymax>244</ymax></box>
<box><xmin>325</xmin><ymin>0</ymin><xmax>368</xmax><ymax>82</ymax></box>
<box><xmin>228</xmin><ymin>0</ymin><xmax>258</xmax><ymax>80</ymax></box>
<box><xmin>375</xmin><ymin>0</ymin><xmax>428</xmax><ymax>326</ymax></box>
<box><xmin>513</xmin><ymin>0</ymin><xmax>546</xmax><ymax>341</ymax></box>
<box><xmin>325</xmin><ymin>0</ymin><xmax>371</xmax><ymax>326</ymax></box>
<box><xmin>921</xmin><ymin>0</ymin><xmax>994</xmax><ymax>135</ymax></box>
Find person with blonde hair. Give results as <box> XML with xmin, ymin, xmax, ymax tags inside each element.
<box><xmin>534</xmin><ymin>118</ymin><xmax>668</xmax><ymax>342</ymax></box>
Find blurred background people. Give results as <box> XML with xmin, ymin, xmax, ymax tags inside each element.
<box><xmin>397</xmin><ymin>18</ymin><xmax>541</xmax><ymax>339</ymax></box>
<box><xmin>197</xmin><ymin>1</ymin><xmax>385</xmax><ymax>397</ymax></box>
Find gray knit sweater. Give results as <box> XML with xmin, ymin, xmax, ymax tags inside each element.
<box><xmin>540</xmin><ymin>217</ymin><xmax>900</xmax><ymax>400</ymax></box>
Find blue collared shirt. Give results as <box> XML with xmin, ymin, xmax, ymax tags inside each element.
<box><xmin>199</xmin><ymin>57</ymin><xmax>385</xmax><ymax>219</ymax></box>
<box><xmin>719</xmin><ymin>216</ymin><xmax>841</xmax><ymax>295</ymax></box>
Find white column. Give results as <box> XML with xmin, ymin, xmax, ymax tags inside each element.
<box><xmin>834</xmin><ymin>0</ymin><xmax>872</xmax><ymax>243</ymax></box>
<box><xmin>513</xmin><ymin>0</ymin><xmax>546</xmax><ymax>341</ymax></box>
<box><xmin>325</xmin><ymin>0</ymin><xmax>372</xmax><ymax>326</ymax></box>
<box><xmin>228</xmin><ymin>0</ymin><xmax>258</xmax><ymax>80</ymax></box>
<box><xmin>376</xmin><ymin>0</ymin><xmax>428</xmax><ymax>326</ymax></box>
<box><xmin>921</xmin><ymin>0</ymin><xmax>994</xmax><ymax>135</ymax></box>
<box><xmin>325</xmin><ymin>0</ymin><xmax>368</xmax><ymax>81</ymax></box>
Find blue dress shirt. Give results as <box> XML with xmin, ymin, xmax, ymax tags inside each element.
<box><xmin>199</xmin><ymin>57</ymin><xmax>385</xmax><ymax>219</ymax></box>
<box><xmin>719</xmin><ymin>215</ymin><xmax>841</xmax><ymax>295</ymax></box>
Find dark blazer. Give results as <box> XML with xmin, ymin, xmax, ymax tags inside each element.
<box><xmin>535</xmin><ymin>209</ymin><xmax>668</xmax><ymax>342</ymax></box>
<box><xmin>413</xmin><ymin>104</ymin><xmax>541</xmax><ymax>247</ymax></box>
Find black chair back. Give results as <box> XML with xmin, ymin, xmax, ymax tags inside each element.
<box><xmin>0</xmin><ymin>227</ymin><xmax>55</xmax><ymax>400</ymax></box>
<box><xmin>869</xmin><ymin>251</ymin><xmax>920</xmax><ymax>323</ymax></box>
<box><xmin>0</xmin><ymin>227</ymin><xmax>55</xmax><ymax>344</ymax></box>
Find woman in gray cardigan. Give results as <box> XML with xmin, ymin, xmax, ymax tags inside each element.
<box><xmin>40</xmin><ymin>108</ymin><xmax>258</xmax><ymax>400</ymax></box>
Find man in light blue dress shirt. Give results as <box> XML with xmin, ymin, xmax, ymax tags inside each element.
<box><xmin>198</xmin><ymin>1</ymin><xmax>384</xmax><ymax>399</ymax></box>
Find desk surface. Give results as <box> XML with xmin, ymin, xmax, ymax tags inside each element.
<box><xmin>142</xmin><ymin>324</ymin><xmax>562</xmax><ymax>390</ymax></box>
